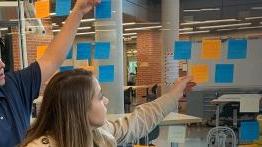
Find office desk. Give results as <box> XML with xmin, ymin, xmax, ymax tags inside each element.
<box><xmin>108</xmin><ymin>112</ymin><xmax>202</xmax><ymax>147</ymax></box>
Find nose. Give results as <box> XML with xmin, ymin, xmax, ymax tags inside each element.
<box><xmin>0</xmin><ymin>59</ymin><xmax>5</xmax><ymax>69</ymax></box>
<box><xmin>103</xmin><ymin>97</ymin><xmax>109</xmax><ymax>106</ymax></box>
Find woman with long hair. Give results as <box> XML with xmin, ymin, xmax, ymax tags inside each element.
<box><xmin>21</xmin><ymin>69</ymin><xmax>194</xmax><ymax>147</ymax></box>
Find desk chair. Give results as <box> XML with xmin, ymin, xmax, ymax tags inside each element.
<box><xmin>124</xmin><ymin>87</ymin><xmax>133</xmax><ymax>113</ymax></box>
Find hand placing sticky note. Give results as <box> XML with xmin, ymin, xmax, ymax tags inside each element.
<box><xmin>94</xmin><ymin>42</ymin><xmax>110</xmax><ymax>59</ymax></box>
<box><xmin>99</xmin><ymin>65</ymin><xmax>114</xmax><ymax>83</ymax></box>
<box><xmin>190</xmin><ymin>64</ymin><xmax>209</xmax><ymax>84</ymax></box>
<box><xmin>37</xmin><ymin>45</ymin><xmax>48</xmax><ymax>60</ymax></box>
<box><xmin>227</xmin><ymin>39</ymin><xmax>247</xmax><ymax>59</ymax></box>
<box><xmin>174</xmin><ymin>41</ymin><xmax>192</xmax><ymax>60</ymax></box>
<box><xmin>95</xmin><ymin>0</ymin><xmax>112</xmax><ymax>19</ymax></box>
<box><xmin>215</xmin><ymin>64</ymin><xmax>234</xmax><ymax>83</ymax></box>
<box><xmin>55</xmin><ymin>0</ymin><xmax>71</xmax><ymax>16</ymax></box>
<box><xmin>35</xmin><ymin>0</ymin><xmax>50</xmax><ymax>18</ymax></box>
<box><xmin>201</xmin><ymin>39</ymin><xmax>221</xmax><ymax>60</ymax></box>
<box><xmin>77</xmin><ymin>43</ymin><xmax>92</xmax><ymax>60</ymax></box>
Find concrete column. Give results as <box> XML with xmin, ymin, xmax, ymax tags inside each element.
<box><xmin>161</xmin><ymin>0</ymin><xmax>180</xmax><ymax>94</ymax></box>
<box><xmin>95</xmin><ymin>0</ymin><xmax>124</xmax><ymax>114</ymax></box>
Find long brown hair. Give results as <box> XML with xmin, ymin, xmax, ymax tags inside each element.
<box><xmin>21</xmin><ymin>69</ymin><xmax>96</xmax><ymax>147</ymax></box>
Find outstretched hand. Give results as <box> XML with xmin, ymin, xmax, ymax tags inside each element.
<box><xmin>74</xmin><ymin>0</ymin><xmax>100</xmax><ymax>15</ymax></box>
<box><xmin>168</xmin><ymin>76</ymin><xmax>196</xmax><ymax>99</ymax></box>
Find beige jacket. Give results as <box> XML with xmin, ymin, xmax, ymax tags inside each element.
<box><xmin>25</xmin><ymin>94</ymin><xmax>177</xmax><ymax>147</ymax></box>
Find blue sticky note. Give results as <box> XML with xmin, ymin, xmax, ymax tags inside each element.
<box><xmin>55</xmin><ymin>0</ymin><xmax>71</xmax><ymax>16</ymax></box>
<box><xmin>215</xmin><ymin>64</ymin><xmax>234</xmax><ymax>83</ymax></box>
<box><xmin>95</xmin><ymin>0</ymin><xmax>111</xmax><ymax>19</ymax></box>
<box><xmin>60</xmin><ymin>66</ymin><xmax>74</xmax><ymax>72</ymax></box>
<box><xmin>240</xmin><ymin>121</ymin><xmax>259</xmax><ymax>142</ymax></box>
<box><xmin>174</xmin><ymin>41</ymin><xmax>192</xmax><ymax>60</ymax></box>
<box><xmin>228</xmin><ymin>39</ymin><xmax>247</xmax><ymax>59</ymax></box>
<box><xmin>76</xmin><ymin>43</ymin><xmax>92</xmax><ymax>60</ymax></box>
<box><xmin>66</xmin><ymin>48</ymin><xmax>73</xmax><ymax>59</ymax></box>
<box><xmin>94</xmin><ymin>42</ymin><xmax>110</xmax><ymax>59</ymax></box>
<box><xmin>99</xmin><ymin>65</ymin><xmax>114</xmax><ymax>83</ymax></box>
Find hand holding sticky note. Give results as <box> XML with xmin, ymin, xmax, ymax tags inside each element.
<box><xmin>190</xmin><ymin>64</ymin><xmax>209</xmax><ymax>84</ymax></box>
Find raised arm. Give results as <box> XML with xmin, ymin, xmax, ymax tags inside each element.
<box><xmin>37</xmin><ymin>0</ymin><xmax>99</xmax><ymax>83</ymax></box>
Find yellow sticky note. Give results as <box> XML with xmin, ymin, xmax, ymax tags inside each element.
<box><xmin>37</xmin><ymin>45</ymin><xmax>48</xmax><ymax>60</ymax></box>
<box><xmin>191</xmin><ymin>64</ymin><xmax>209</xmax><ymax>84</ymax></box>
<box><xmin>35</xmin><ymin>0</ymin><xmax>50</xmax><ymax>18</ymax></box>
<box><xmin>201</xmin><ymin>39</ymin><xmax>221</xmax><ymax>60</ymax></box>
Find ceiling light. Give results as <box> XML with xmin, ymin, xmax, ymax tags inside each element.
<box><xmin>216</xmin><ymin>28</ymin><xmax>235</xmax><ymax>31</ymax></box>
<box><xmin>237</xmin><ymin>26</ymin><xmax>262</xmax><ymax>30</ymax></box>
<box><xmin>181</xmin><ymin>19</ymin><xmax>239</xmax><ymax>25</ymax></box>
<box><xmin>76</xmin><ymin>32</ymin><xmax>95</xmax><ymax>35</ymax></box>
<box><xmin>0</xmin><ymin>28</ymin><xmax>8</xmax><ymax>31</ymax></box>
<box><xmin>123</xmin><ymin>22</ymin><xmax>136</xmax><ymax>26</ymax></box>
<box><xmin>199</xmin><ymin>23</ymin><xmax>251</xmax><ymax>29</ymax></box>
<box><xmin>184</xmin><ymin>8</ymin><xmax>220</xmax><ymax>12</ymax></box>
<box><xmin>50</xmin><ymin>13</ymin><xmax>56</xmax><ymax>16</ymax></box>
<box><xmin>251</xmin><ymin>7</ymin><xmax>262</xmax><ymax>10</ymax></box>
<box><xmin>125</xmin><ymin>26</ymin><xmax>162</xmax><ymax>31</ymax></box>
<box><xmin>52</xmin><ymin>29</ymin><xmax>60</xmax><ymax>32</ymax></box>
<box><xmin>77</xmin><ymin>27</ymin><xmax>91</xmax><ymax>30</ymax></box>
<box><xmin>52</xmin><ymin>23</ymin><xmax>59</xmax><ymax>27</ymax></box>
<box><xmin>245</xmin><ymin>16</ymin><xmax>262</xmax><ymax>20</ymax></box>
<box><xmin>123</xmin><ymin>33</ymin><xmax>137</xmax><ymax>36</ymax></box>
<box><xmin>81</xmin><ymin>18</ymin><xmax>96</xmax><ymax>23</ymax></box>
<box><xmin>179</xmin><ymin>30</ymin><xmax>210</xmax><ymax>35</ymax></box>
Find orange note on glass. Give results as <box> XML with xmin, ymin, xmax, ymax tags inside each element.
<box><xmin>190</xmin><ymin>64</ymin><xmax>209</xmax><ymax>84</ymax></box>
<box><xmin>37</xmin><ymin>45</ymin><xmax>48</xmax><ymax>60</ymax></box>
<box><xmin>201</xmin><ymin>39</ymin><xmax>221</xmax><ymax>60</ymax></box>
<box><xmin>35</xmin><ymin>0</ymin><xmax>50</xmax><ymax>18</ymax></box>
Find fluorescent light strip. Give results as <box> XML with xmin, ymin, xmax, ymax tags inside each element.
<box><xmin>123</xmin><ymin>33</ymin><xmax>137</xmax><ymax>36</ymax></box>
<box><xmin>77</xmin><ymin>27</ymin><xmax>91</xmax><ymax>30</ymax></box>
<box><xmin>246</xmin><ymin>16</ymin><xmax>262</xmax><ymax>20</ymax></box>
<box><xmin>50</xmin><ymin>13</ymin><xmax>56</xmax><ymax>16</ymax></box>
<box><xmin>125</xmin><ymin>26</ymin><xmax>162</xmax><ymax>31</ymax></box>
<box><xmin>184</xmin><ymin>8</ymin><xmax>220</xmax><ymax>12</ymax></box>
<box><xmin>52</xmin><ymin>29</ymin><xmax>60</xmax><ymax>32</ymax></box>
<box><xmin>251</xmin><ymin>7</ymin><xmax>262</xmax><ymax>10</ymax></box>
<box><xmin>181</xmin><ymin>19</ymin><xmax>239</xmax><ymax>25</ymax></box>
<box><xmin>123</xmin><ymin>22</ymin><xmax>136</xmax><ymax>26</ymax></box>
<box><xmin>237</xmin><ymin>26</ymin><xmax>262</xmax><ymax>30</ymax></box>
<box><xmin>0</xmin><ymin>28</ymin><xmax>8</xmax><ymax>31</ymax></box>
<box><xmin>81</xmin><ymin>18</ymin><xmax>96</xmax><ymax>23</ymax></box>
<box><xmin>216</xmin><ymin>28</ymin><xmax>235</xmax><ymax>32</ymax></box>
<box><xmin>76</xmin><ymin>32</ymin><xmax>95</xmax><ymax>35</ymax></box>
<box><xmin>199</xmin><ymin>23</ymin><xmax>251</xmax><ymax>29</ymax></box>
<box><xmin>179</xmin><ymin>30</ymin><xmax>210</xmax><ymax>35</ymax></box>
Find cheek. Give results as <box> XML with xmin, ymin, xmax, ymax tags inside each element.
<box><xmin>89</xmin><ymin>100</ymin><xmax>107</xmax><ymax>119</ymax></box>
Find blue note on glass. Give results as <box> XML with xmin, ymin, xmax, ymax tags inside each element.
<box><xmin>76</xmin><ymin>43</ymin><xmax>92</xmax><ymax>60</ymax></box>
<box><xmin>174</xmin><ymin>41</ymin><xmax>192</xmax><ymax>60</ymax></box>
<box><xmin>99</xmin><ymin>65</ymin><xmax>114</xmax><ymax>83</ymax></box>
<box><xmin>94</xmin><ymin>42</ymin><xmax>110</xmax><ymax>59</ymax></box>
<box><xmin>215</xmin><ymin>64</ymin><xmax>234</xmax><ymax>83</ymax></box>
<box><xmin>66</xmin><ymin>48</ymin><xmax>73</xmax><ymax>59</ymax></box>
<box><xmin>228</xmin><ymin>39</ymin><xmax>247</xmax><ymax>59</ymax></box>
<box><xmin>240</xmin><ymin>121</ymin><xmax>259</xmax><ymax>142</ymax></box>
<box><xmin>60</xmin><ymin>66</ymin><xmax>74</xmax><ymax>72</ymax></box>
<box><xmin>55</xmin><ymin>0</ymin><xmax>71</xmax><ymax>16</ymax></box>
<box><xmin>95</xmin><ymin>0</ymin><xmax>111</xmax><ymax>19</ymax></box>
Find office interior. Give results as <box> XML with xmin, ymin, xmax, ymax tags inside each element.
<box><xmin>1</xmin><ymin>0</ymin><xmax>262</xmax><ymax>146</ymax></box>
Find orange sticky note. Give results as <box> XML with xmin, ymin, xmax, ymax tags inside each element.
<box><xmin>201</xmin><ymin>39</ymin><xmax>221</xmax><ymax>60</ymax></box>
<box><xmin>37</xmin><ymin>45</ymin><xmax>48</xmax><ymax>60</ymax></box>
<box><xmin>35</xmin><ymin>0</ymin><xmax>50</xmax><ymax>18</ymax></box>
<box><xmin>191</xmin><ymin>64</ymin><xmax>209</xmax><ymax>84</ymax></box>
